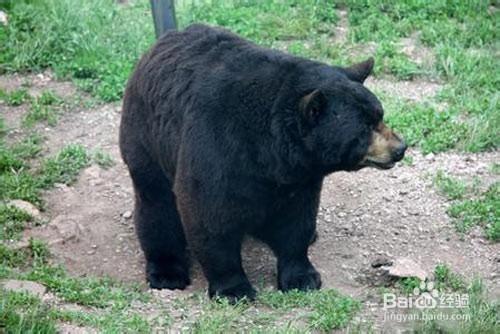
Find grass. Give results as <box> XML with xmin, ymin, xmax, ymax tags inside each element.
<box><xmin>0</xmin><ymin>290</ymin><xmax>57</xmax><ymax>334</ymax></box>
<box><xmin>38</xmin><ymin>144</ymin><xmax>89</xmax><ymax>187</ymax></box>
<box><xmin>384</xmin><ymin>99</ymin><xmax>468</xmax><ymax>154</ymax></box>
<box><xmin>0</xmin><ymin>139</ymin><xmax>90</xmax><ymax>207</ymax></box>
<box><xmin>0</xmin><ymin>204</ymin><xmax>33</xmax><ymax>241</ymax></box>
<box><xmin>0</xmin><ymin>87</ymin><xmax>31</xmax><ymax>106</ymax></box>
<box><xmin>259</xmin><ymin>289</ymin><xmax>360</xmax><ymax>331</ymax></box>
<box><xmin>91</xmin><ymin>150</ymin><xmax>115</xmax><ymax>169</ymax></box>
<box><xmin>415</xmin><ymin>279</ymin><xmax>499</xmax><ymax>334</ymax></box>
<box><xmin>0</xmin><ymin>0</ymin><xmax>154</xmax><ymax>102</ymax></box>
<box><xmin>0</xmin><ymin>0</ymin><xmax>499</xmax><ymax>332</ymax></box>
<box><xmin>393</xmin><ymin>266</ymin><xmax>497</xmax><ymax>333</ymax></box>
<box><xmin>397</xmin><ymin>277</ymin><xmax>422</xmax><ymax>295</ymax></box>
<box><xmin>448</xmin><ymin>183</ymin><xmax>499</xmax><ymax>241</ymax></box>
<box><xmin>23</xmin><ymin>91</ymin><xmax>62</xmax><ymax>127</ymax></box>
<box><xmin>432</xmin><ymin>171</ymin><xmax>499</xmax><ymax>241</ymax></box>
<box><xmin>434</xmin><ymin>264</ymin><xmax>466</xmax><ymax>292</ymax></box>
<box><xmin>434</xmin><ymin>170</ymin><xmax>468</xmax><ymax>200</ymax></box>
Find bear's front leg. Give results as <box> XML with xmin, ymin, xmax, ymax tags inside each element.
<box><xmin>256</xmin><ymin>180</ymin><xmax>323</xmax><ymax>292</ymax></box>
<box><xmin>189</xmin><ymin>226</ymin><xmax>256</xmax><ymax>302</ymax></box>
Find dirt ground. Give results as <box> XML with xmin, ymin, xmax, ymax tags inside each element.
<box><xmin>1</xmin><ymin>71</ymin><xmax>499</xmax><ymax>332</ymax></box>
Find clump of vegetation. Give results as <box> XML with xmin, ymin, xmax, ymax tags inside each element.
<box><xmin>448</xmin><ymin>183</ymin><xmax>499</xmax><ymax>241</ymax></box>
<box><xmin>38</xmin><ymin>144</ymin><xmax>89</xmax><ymax>187</ymax></box>
<box><xmin>434</xmin><ymin>264</ymin><xmax>466</xmax><ymax>292</ymax></box>
<box><xmin>432</xmin><ymin>171</ymin><xmax>498</xmax><ymax>242</ymax></box>
<box><xmin>0</xmin><ymin>205</ymin><xmax>33</xmax><ymax>241</ymax></box>
<box><xmin>434</xmin><ymin>170</ymin><xmax>468</xmax><ymax>200</ymax></box>
<box><xmin>0</xmin><ymin>88</ymin><xmax>31</xmax><ymax>106</ymax></box>
<box><xmin>92</xmin><ymin>150</ymin><xmax>115</xmax><ymax>169</ymax></box>
<box><xmin>397</xmin><ymin>277</ymin><xmax>421</xmax><ymax>295</ymax></box>
<box><xmin>0</xmin><ymin>126</ymin><xmax>90</xmax><ymax>206</ymax></box>
<box><xmin>259</xmin><ymin>289</ymin><xmax>360</xmax><ymax>331</ymax></box>
<box><xmin>0</xmin><ymin>291</ymin><xmax>57</xmax><ymax>334</ymax></box>
<box><xmin>415</xmin><ymin>279</ymin><xmax>499</xmax><ymax>334</ymax></box>
<box><xmin>23</xmin><ymin>91</ymin><xmax>63</xmax><ymax>127</ymax></box>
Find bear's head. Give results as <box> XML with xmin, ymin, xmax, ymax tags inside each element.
<box><xmin>299</xmin><ymin>58</ymin><xmax>407</xmax><ymax>173</ymax></box>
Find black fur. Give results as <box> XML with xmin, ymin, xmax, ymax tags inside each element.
<box><xmin>119</xmin><ymin>24</ymin><xmax>386</xmax><ymax>300</ymax></box>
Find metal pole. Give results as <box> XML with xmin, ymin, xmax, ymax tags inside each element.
<box><xmin>150</xmin><ymin>0</ymin><xmax>177</xmax><ymax>38</ymax></box>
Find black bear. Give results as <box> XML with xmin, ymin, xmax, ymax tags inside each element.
<box><xmin>119</xmin><ymin>24</ymin><xmax>406</xmax><ymax>301</ymax></box>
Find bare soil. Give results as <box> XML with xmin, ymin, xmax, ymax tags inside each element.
<box><xmin>1</xmin><ymin>70</ymin><xmax>498</xmax><ymax>332</ymax></box>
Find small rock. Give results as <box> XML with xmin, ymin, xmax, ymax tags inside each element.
<box><xmin>7</xmin><ymin>200</ymin><xmax>41</xmax><ymax>219</ymax></box>
<box><xmin>122</xmin><ymin>211</ymin><xmax>133</xmax><ymax>219</ymax></box>
<box><xmin>2</xmin><ymin>279</ymin><xmax>46</xmax><ymax>297</ymax></box>
<box><xmin>382</xmin><ymin>257</ymin><xmax>427</xmax><ymax>281</ymax></box>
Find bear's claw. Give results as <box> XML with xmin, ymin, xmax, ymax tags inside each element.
<box><xmin>278</xmin><ymin>267</ymin><xmax>322</xmax><ymax>292</ymax></box>
<box><xmin>146</xmin><ymin>261</ymin><xmax>190</xmax><ymax>290</ymax></box>
<box><xmin>209</xmin><ymin>281</ymin><xmax>256</xmax><ymax>303</ymax></box>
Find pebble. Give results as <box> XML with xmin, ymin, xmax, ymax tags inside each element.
<box><xmin>122</xmin><ymin>210</ymin><xmax>133</xmax><ymax>219</ymax></box>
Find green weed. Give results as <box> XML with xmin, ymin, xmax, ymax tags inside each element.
<box><xmin>448</xmin><ymin>183</ymin><xmax>499</xmax><ymax>241</ymax></box>
<box><xmin>92</xmin><ymin>150</ymin><xmax>114</xmax><ymax>169</ymax></box>
<box><xmin>397</xmin><ymin>277</ymin><xmax>421</xmax><ymax>295</ymax></box>
<box><xmin>0</xmin><ymin>143</ymin><xmax>89</xmax><ymax>206</ymax></box>
<box><xmin>259</xmin><ymin>289</ymin><xmax>360</xmax><ymax>331</ymax></box>
<box><xmin>0</xmin><ymin>204</ymin><xmax>33</xmax><ymax>241</ymax></box>
<box><xmin>414</xmin><ymin>279</ymin><xmax>499</xmax><ymax>334</ymax></box>
<box><xmin>0</xmin><ymin>290</ymin><xmax>57</xmax><ymax>334</ymax></box>
<box><xmin>23</xmin><ymin>91</ymin><xmax>63</xmax><ymax>127</ymax></box>
<box><xmin>434</xmin><ymin>264</ymin><xmax>466</xmax><ymax>292</ymax></box>
<box><xmin>0</xmin><ymin>88</ymin><xmax>31</xmax><ymax>106</ymax></box>
<box><xmin>38</xmin><ymin>144</ymin><xmax>89</xmax><ymax>188</ymax></box>
<box><xmin>434</xmin><ymin>171</ymin><xmax>468</xmax><ymax>200</ymax></box>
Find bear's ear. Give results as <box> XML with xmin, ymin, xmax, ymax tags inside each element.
<box><xmin>344</xmin><ymin>57</ymin><xmax>374</xmax><ymax>83</ymax></box>
<box><xmin>299</xmin><ymin>89</ymin><xmax>326</xmax><ymax>122</ymax></box>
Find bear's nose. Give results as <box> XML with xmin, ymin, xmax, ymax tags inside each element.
<box><xmin>392</xmin><ymin>142</ymin><xmax>407</xmax><ymax>162</ymax></box>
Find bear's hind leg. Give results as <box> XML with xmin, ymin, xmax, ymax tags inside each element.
<box><xmin>129</xmin><ymin>159</ymin><xmax>190</xmax><ymax>290</ymax></box>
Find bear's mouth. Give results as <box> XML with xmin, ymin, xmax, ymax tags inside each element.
<box><xmin>362</xmin><ymin>159</ymin><xmax>395</xmax><ymax>170</ymax></box>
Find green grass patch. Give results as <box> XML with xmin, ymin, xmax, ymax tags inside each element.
<box><xmin>0</xmin><ymin>87</ymin><xmax>31</xmax><ymax>106</ymax></box>
<box><xmin>0</xmin><ymin>139</ymin><xmax>89</xmax><ymax>206</ymax></box>
<box><xmin>38</xmin><ymin>144</ymin><xmax>89</xmax><ymax>187</ymax></box>
<box><xmin>23</xmin><ymin>91</ymin><xmax>63</xmax><ymax>127</ymax></box>
<box><xmin>396</xmin><ymin>277</ymin><xmax>422</xmax><ymax>295</ymax></box>
<box><xmin>259</xmin><ymin>289</ymin><xmax>360</xmax><ymax>331</ymax></box>
<box><xmin>434</xmin><ymin>171</ymin><xmax>468</xmax><ymax>200</ymax></box>
<box><xmin>91</xmin><ymin>150</ymin><xmax>114</xmax><ymax>169</ymax></box>
<box><xmin>434</xmin><ymin>264</ymin><xmax>466</xmax><ymax>292</ymax></box>
<box><xmin>0</xmin><ymin>204</ymin><xmax>32</xmax><ymax>241</ymax></box>
<box><xmin>414</xmin><ymin>279</ymin><xmax>499</xmax><ymax>334</ymax></box>
<box><xmin>25</xmin><ymin>264</ymin><xmax>148</xmax><ymax>309</ymax></box>
<box><xmin>344</xmin><ymin>0</ymin><xmax>496</xmax><ymax>47</ymax></box>
<box><xmin>1</xmin><ymin>0</ymin><xmax>154</xmax><ymax>101</ymax></box>
<box><xmin>384</xmin><ymin>99</ymin><xmax>467</xmax><ymax>154</ymax></box>
<box><xmin>178</xmin><ymin>0</ymin><xmax>337</xmax><ymax>45</ymax></box>
<box><xmin>0</xmin><ymin>290</ymin><xmax>57</xmax><ymax>334</ymax></box>
<box><xmin>448</xmin><ymin>183</ymin><xmax>499</xmax><ymax>241</ymax></box>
